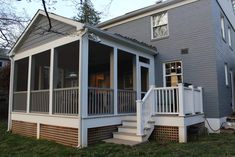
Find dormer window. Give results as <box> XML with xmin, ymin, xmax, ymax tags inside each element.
<box><xmin>151</xmin><ymin>11</ymin><xmax>169</xmax><ymax>39</ymax></box>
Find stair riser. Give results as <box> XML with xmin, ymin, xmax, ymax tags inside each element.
<box><xmin>122</xmin><ymin>122</ymin><xmax>137</xmax><ymax>127</ymax></box>
<box><xmin>118</xmin><ymin>128</ymin><xmax>137</xmax><ymax>134</ymax></box>
<box><xmin>113</xmin><ymin>134</ymin><xmax>143</xmax><ymax>142</ymax></box>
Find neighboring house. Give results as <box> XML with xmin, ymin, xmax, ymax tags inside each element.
<box><xmin>0</xmin><ymin>49</ymin><xmax>10</xmax><ymax>69</ymax></box>
<box><xmin>98</xmin><ymin>0</ymin><xmax>235</xmax><ymax>132</ymax></box>
<box><xmin>8</xmin><ymin>9</ymin><xmax>204</xmax><ymax>147</ymax></box>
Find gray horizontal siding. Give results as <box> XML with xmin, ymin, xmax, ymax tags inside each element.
<box><xmin>107</xmin><ymin>0</ymin><xmax>223</xmax><ymax>118</ymax></box>
<box><xmin>212</xmin><ymin>0</ymin><xmax>235</xmax><ymax>117</ymax></box>
<box><xmin>16</xmin><ymin>15</ymin><xmax>76</xmax><ymax>53</ymax></box>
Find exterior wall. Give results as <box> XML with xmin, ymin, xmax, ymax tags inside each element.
<box><xmin>16</xmin><ymin>15</ymin><xmax>76</xmax><ymax>53</ymax></box>
<box><xmin>211</xmin><ymin>0</ymin><xmax>235</xmax><ymax>118</ymax></box>
<box><xmin>106</xmin><ymin>0</ymin><xmax>220</xmax><ymax>118</ymax></box>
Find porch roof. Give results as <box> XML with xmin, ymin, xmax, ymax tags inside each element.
<box><xmin>9</xmin><ymin>10</ymin><xmax>157</xmax><ymax>57</ymax></box>
<box><xmin>85</xmin><ymin>25</ymin><xmax>157</xmax><ymax>55</ymax></box>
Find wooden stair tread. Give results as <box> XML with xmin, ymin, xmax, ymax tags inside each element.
<box><xmin>103</xmin><ymin>138</ymin><xmax>142</xmax><ymax>146</ymax></box>
<box><xmin>118</xmin><ymin>126</ymin><xmax>137</xmax><ymax>129</ymax></box>
<box><xmin>113</xmin><ymin>132</ymin><xmax>146</xmax><ymax>137</ymax></box>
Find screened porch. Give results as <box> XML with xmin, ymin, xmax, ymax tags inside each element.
<box><xmin>12</xmin><ymin>36</ymin><xmax>152</xmax><ymax>117</ymax></box>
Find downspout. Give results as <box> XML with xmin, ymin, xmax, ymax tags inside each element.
<box><xmin>78</xmin><ymin>26</ymin><xmax>88</xmax><ymax>148</ymax></box>
<box><xmin>7</xmin><ymin>55</ymin><xmax>14</xmax><ymax>132</ymax></box>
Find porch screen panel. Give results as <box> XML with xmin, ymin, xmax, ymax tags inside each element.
<box><xmin>88</xmin><ymin>40</ymin><xmax>114</xmax><ymax>115</ymax></box>
<box><xmin>53</xmin><ymin>41</ymin><xmax>79</xmax><ymax>115</ymax></box>
<box><xmin>117</xmin><ymin>50</ymin><xmax>136</xmax><ymax>114</ymax></box>
<box><xmin>30</xmin><ymin>50</ymin><xmax>50</xmax><ymax>113</ymax></box>
<box><xmin>13</xmin><ymin>57</ymin><xmax>29</xmax><ymax>112</ymax></box>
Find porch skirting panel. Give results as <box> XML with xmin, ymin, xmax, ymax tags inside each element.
<box><xmin>151</xmin><ymin>126</ymin><xmax>179</xmax><ymax>142</ymax></box>
<box><xmin>40</xmin><ymin>124</ymin><xmax>79</xmax><ymax>147</ymax></box>
<box><xmin>88</xmin><ymin>125</ymin><xmax>120</xmax><ymax>145</ymax></box>
<box><xmin>12</xmin><ymin>120</ymin><xmax>37</xmax><ymax>138</ymax></box>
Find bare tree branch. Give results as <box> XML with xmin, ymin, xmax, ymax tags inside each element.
<box><xmin>41</xmin><ymin>0</ymin><xmax>52</xmax><ymax>32</ymax></box>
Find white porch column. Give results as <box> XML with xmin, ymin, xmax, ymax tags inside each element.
<box><xmin>7</xmin><ymin>58</ymin><xmax>15</xmax><ymax>131</ymax></box>
<box><xmin>26</xmin><ymin>56</ymin><xmax>32</xmax><ymax>113</ymax></box>
<box><xmin>178</xmin><ymin>83</ymin><xmax>185</xmax><ymax>117</ymax></box>
<box><xmin>179</xmin><ymin>126</ymin><xmax>187</xmax><ymax>143</ymax></box>
<box><xmin>198</xmin><ymin>87</ymin><xmax>204</xmax><ymax>113</ymax></box>
<box><xmin>110</xmin><ymin>47</ymin><xmax>118</xmax><ymax>115</ymax></box>
<box><xmin>79</xmin><ymin>34</ymin><xmax>89</xmax><ymax>147</ymax></box>
<box><xmin>136</xmin><ymin>55</ymin><xmax>141</xmax><ymax>100</ymax></box>
<box><xmin>49</xmin><ymin>48</ymin><xmax>54</xmax><ymax>115</ymax></box>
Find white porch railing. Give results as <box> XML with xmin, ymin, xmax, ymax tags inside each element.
<box><xmin>13</xmin><ymin>91</ymin><xmax>27</xmax><ymax>112</ymax></box>
<box><xmin>137</xmin><ymin>84</ymin><xmax>203</xmax><ymax>135</ymax></box>
<box><xmin>30</xmin><ymin>89</ymin><xmax>49</xmax><ymax>113</ymax></box>
<box><xmin>53</xmin><ymin>87</ymin><xmax>79</xmax><ymax>115</ymax></box>
<box><xmin>88</xmin><ymin>87</ymin><xmax>114</xmax><ymax>115</ymax></box>
<box><xmin>118</xmin><ymin>90</ymin><xmax>136</xmax><ymax>114</ymax></box>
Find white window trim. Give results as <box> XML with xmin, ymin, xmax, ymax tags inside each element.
<box><xmin>163</xmin><ymin>61</ymin><xmax>183</xmax><ymax>87</ymax></box>
<box><xmin>151</xmin><ymin>12</ymin><xmax>169</xmax><ymax>40</ymax></box>
<box><xmin>228</xmin><ymin>27</ymin><xmax>232</xmax><ymax>47</ymax></box>
<box><xmin>221</xmin><ymin>16</ymin><xmax>226</xmax><ymax>40</ymax></box>
<box><xmin>225</xmin><ymin>63</ymin><xmax>229</xmax><ymax>86</ymax></box>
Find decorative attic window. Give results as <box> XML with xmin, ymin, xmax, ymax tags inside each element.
<box><xmin>151</xmin><ymin>12</ymin><xmax>169</xmax><ymax>39</ymax></box>
<box><xmin>221</xmin><ymin>16</ymin><xmax>226</xmax><ymax>40</ymax></box>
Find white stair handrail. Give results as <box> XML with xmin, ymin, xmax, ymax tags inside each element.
<box><xmin>136</xmin><ymin>85</ymin><xmax>155</xmax><ymax>136</ymax></box>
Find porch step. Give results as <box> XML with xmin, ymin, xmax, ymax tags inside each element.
<box><xmin>103</xmin><ymin>138</ymin><xmax>142</xmax><ymax>146</ymax></box>
<box><xmin>122</xmin><ymin>120</ymin><xmax>137</xmax><ymax>127</ymax></box>
<box><xmin>118</xmin><ymin>126</ymin><xmax>137</xmax><ymax>134</ymax></box>
<box><xmin>113</xmin><ymin>132</ymin><xmax>145</xmax><ymax>142</ymax></box>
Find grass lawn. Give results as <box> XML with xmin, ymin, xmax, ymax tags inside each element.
<box><xmin>1</xmin><ymin>121</ymin><xmax>235</xmax><ymax>157</ymax></box>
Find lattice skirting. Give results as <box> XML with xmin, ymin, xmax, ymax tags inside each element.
<box><xmin>151</xmin><ymin>126</ymin><xmax>179</xmax><ymax>142</ymax></box>
<box><xmin>88</xmin><ymin>125</ymin><xmax>119</xmax><ymax>145</ymax></box>
<box><xmin>11</xmin><ymin>120</ymin><xmax>79</xmax><ymax>147</ymax></box>
<box><xmin>12</xmin><ymin>120</ymin><xmax>37</xmax><ymax>137</ymax></box>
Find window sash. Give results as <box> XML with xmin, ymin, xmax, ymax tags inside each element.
<box><xmin>164</xmin><ymin>61</ymin><xmax>183</xmax><ymax>87</ymax></box>
<box><xmin>152</xmin><ymin>12</ymin><xmax>168</xmax><ymax>39</ymax></box>
<box><xmin>225</xmin><ymin>64</ymin><xmax>229</xmax><ymax>86</ymax></box>
<box><xmin>221</xmin><ymin>16</ymin><xmax>225</xmax><ymax>40</ymax></box>
<box><xmin>228</xmin><ymin>27</ymin><xmax>232</xmax><ymax>47</ymax></box>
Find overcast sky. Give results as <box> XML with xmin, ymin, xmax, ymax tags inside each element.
<box><xmin>14</xmin><ymin>0</ymin><xmax>158</xmax><ymax>22</ymax></box>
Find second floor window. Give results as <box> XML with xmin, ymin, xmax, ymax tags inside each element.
<box><xmin>221</xmin><ymin>16</ymin><xmax>225</xmax><ymax>40</ymax></box>
<box><xmin>228</xmin><ymin>27</ymin><xmax>232</xmax><ymax>47</ymax></box>
<box><xmin>152</xmin><ymin>12</ymin><xmax>169</xmax><ymax>39</ymax></box>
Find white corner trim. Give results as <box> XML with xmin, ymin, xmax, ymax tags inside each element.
<box><xmin>100</xmin><ymin>0</ymin><xmax>199</xmax><ymax>30</ymax></box>
<box><xmin>205</xmin><ymin>117</ymin><xmax>227</xmax><ymax>133</ymax></box>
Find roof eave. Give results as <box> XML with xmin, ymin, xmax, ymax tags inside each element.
<box><xmin>98</xmin><ymin>0</ymin><xmax>184</xmax><ymax>28</ymax></box>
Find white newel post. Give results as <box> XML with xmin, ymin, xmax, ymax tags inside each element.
<box><xmin>178</xmin><ymin>83</ymin><xmax>185</xmax><ymax>117</ymax></box>
<box><xmin>79</xmin><ymin>33</ymin><xmax>89</xmax><ymax>147</ymax></box>
<box><xmin>7</xmin><ymin>58</ymin><xmax>14</xmax><ymax>131</ymax></box>
<box><xmin>26</xmin><ymin>56</ymin><xmax>32</xmax><ymax>113</ymax></box>
<box><xmin>189</xmin><ymin>85</ymin><xmax>195</xmax><ymax>115</ymax></box>
<box><xmin>137</xmin><ymin>100</ymin><xmax>143</xmax><ymax>136</ymax></box>
<box><xmin>198</xmin><ymin>87</ymin><xmax>204</xmax><ymax>113</ymax></box>
<box><xmin>49</xmin><ymin>48</ymin><xmax>54</xmax><ymax>115</ymax></box>
<box><xmin>150</xmin><ymin>85</ymin><xmax>155</xmax><ymax>115</ymax></box>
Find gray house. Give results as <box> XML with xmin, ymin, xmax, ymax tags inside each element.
<box><xmin>99</xmin><ymin>0</ymin><xmax>235</xmax><ymax>132</ymax></box>
<box><xmin>7</xmin><ymin>0</ymin><xmax>234</xmax><ymax>148</ymax></box>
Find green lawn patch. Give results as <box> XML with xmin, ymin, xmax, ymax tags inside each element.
<box><xmin>1</xmin><ymin>121</ymin><xmax>235</xmax><ymax>157</ymax></box>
